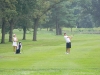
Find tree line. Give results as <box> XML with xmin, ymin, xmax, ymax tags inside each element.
<box><xmin>0</xmin><ymin>0</ymin><xmax>100</xmax><ymax>43</ymax></box>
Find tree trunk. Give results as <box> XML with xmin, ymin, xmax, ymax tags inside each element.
<box><xmin>71</xmin><ymin>28</ymin><xmax>72</xmax><ymax>32</ymax></box>
<box><xmin>22</xmin><ymin>26</ymin><xmax>26</xmax><ymax>40</ymax></box>
<box><xmin>56</xmin><ymin>15</ymin><xmax>59</xmax><ymax>35</ymax></box>
<box><xmin>55</xmin><ymin>9</ymin><xmax>62</xmax><ymax>35</ymax></box>
<box><xmin>33</xmin><ymin>18</ymin><xmax>39</xmax><ymax>41</ymax></box>
<box><xmin>56</xmin><ymin>21</ymin><xmax>58</xmax><ymax>35</ymax></box>
<box><xmin>56</xmin><ymin>23</ymin><xmax>62</xmax><ymax>35</ymax></box>
<box><xmin>47</xmin><ymin>28</ymin><xmax>48</xmax><ymax>31</ymax></box>
<box><xmin>59</xmin><ymin>27</ymin><xmax>62</xmax><ymax>35</ymax></box>
<box><xmin>9</xmin><ymin>19</ymin><xmax>13</xmax><ymax>42</ymax></box>
<box><xmin>1</xmin><ymin>18</ymin><xmax>6</xmax><ymax>43</ymax></box>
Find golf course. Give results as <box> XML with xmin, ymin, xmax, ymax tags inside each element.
<box><xmin>0</xmin><ymin>29</ymin><xmax>100</xmax><ymax>75</ymax></box>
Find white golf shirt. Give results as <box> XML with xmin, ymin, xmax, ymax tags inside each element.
<box><xmin>64</xmin><ymin>35</ymin><xmax>71</xmax><ymax>43</ymax></box>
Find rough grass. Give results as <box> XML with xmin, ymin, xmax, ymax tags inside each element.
<box><xmin>0</xmin><ymin>29</ymin><xmax>100</xmax><ymax>75</ymax></box>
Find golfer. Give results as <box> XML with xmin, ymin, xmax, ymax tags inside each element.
<box><xmin>64</xmin><ymin>33</ymin><xmax>72</xmax><ymax>54</ymax></box>
<box><xmin>12</xmin><ymin>34</ymin><xmax>18</xmax><ymax>53</ymax></box>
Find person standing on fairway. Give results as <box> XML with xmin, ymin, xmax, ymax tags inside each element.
<box><xmin>12</xmin><ymin>34</ymin><xmax>18</xmax><ymax>53</ymax></box>
<box><xmin>64</xmin><ymin>33</ymin><xmax>72</xmax><ymax>54</ymax></box>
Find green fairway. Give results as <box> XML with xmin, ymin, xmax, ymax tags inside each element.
<box><xmin>0</xmin><ymin>30</ymin><xmax>100</xmax><ymax>75</ymax></box>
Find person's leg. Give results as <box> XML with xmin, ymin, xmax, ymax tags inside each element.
<box><xmin>66</xmin><ymin>43</ymin><xmax>71</xmax><ymax>54</ymax></box>
<box><xmin>13</xmin><ymin>46</ymin><xmax>17</xmax><ymax>52</ymax></box>
<box><xmin>15</xmin><ymin>46</ymin><xmax>17</xmax><ymax>52</ymax></box>
<box><xmin>67</xmin><ymin>48</ymin><xmax>70</xmax><ymax>54</ymax></box>
<box><xmin>66</xmin><ymin>43</ymin><xmax>69</xmax><ymax>54</ymax></box>
<box><xmin>67</xmin><ymin>42</ymin><xmax>71</xmax><ymax>54</ymax></box>
<box><xmin>66</xmin><ymin>48</ymin><xmax>69</xmax><ymax>54</ymax></box>
<box><xmin>13</xmin><ymin>46</ymin><xmax>15</xmax><ymax>52</ymax></box>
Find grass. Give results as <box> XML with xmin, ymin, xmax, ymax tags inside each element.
<box><xmin>0</xmin><ymin>29</ymin><xmax>100</xmax><ymax>75</ymax></box>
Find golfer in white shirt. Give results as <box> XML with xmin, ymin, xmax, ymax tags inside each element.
<box><xmin>64</xmin><ymin>33</ymin><xmax>72</xmax><ymax>54</ymax></box>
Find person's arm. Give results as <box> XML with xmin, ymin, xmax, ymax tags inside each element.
<box><xmin>67</xmin><ymin>36</ymin><xmax>72</xmax><ymax>39</ymax></box>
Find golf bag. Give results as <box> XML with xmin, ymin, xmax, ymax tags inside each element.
<box><xmin>16</xmin><ymin>42</ymin><xmax>22</xmax><ymax>54</ymax></box>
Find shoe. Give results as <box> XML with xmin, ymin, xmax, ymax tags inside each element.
<box><xmin>65</xmin><ymin>52</ymin><xmax>69</xmax><ymax>54</ymax></box>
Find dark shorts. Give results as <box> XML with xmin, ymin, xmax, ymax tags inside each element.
<box><xmin>66</xmin><ymin>42</ymin><xmax>71</xmax><ymax>48</ymax></box>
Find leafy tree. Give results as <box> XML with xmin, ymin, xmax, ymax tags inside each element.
<box><xmin>91</xmin><ymin>0</ymin><xmax>100</xmax><ymax>27</ymax></box>
<box><xmin>41</xmin><ymin>18</ymin><xmax>55</xmax><ymax>31</ymax></box>
<box><xmin>77</xmin><ymin>14</ymin><xmax>93</xmax><ymax>28</ymax></box>
<box><xmin>44</xmin><ymin>0</ymin><xmax>77</xmax><ymax>34</ymax></box>
<box><xmin>0</xmin><ymin>0</ymin><xmax>17</xmax><ymax>43</ymax></box>
<box><xmin>16</xmin><ymin>17</ymin><xmax>33</xmax><ymax>40</ymax></box>
<box><xmin>64</xmin><ymin>3</ymin><xmax>77</xmax><ymax>32</ymax></box>
<box><xmin>77</xmin><ymin>0</ymin><xmax>98</xmax><ymax>28</ymax></box>
<box><xmin>15</xmin><ymin>0</ymin><xmax>36</xmax><ymax>40</ymax></box>
<box><xmin>32</xmin><ymin>0</ymin><xmax>67</xmax><ymax>41</ymax></box>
